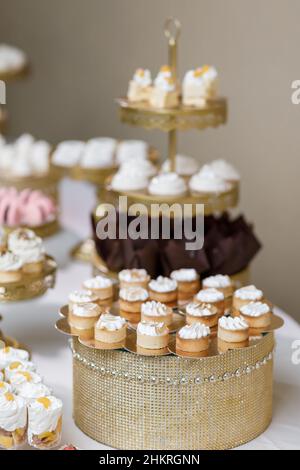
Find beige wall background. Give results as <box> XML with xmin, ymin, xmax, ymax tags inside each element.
<box><xmin>0</xmin><ymin>0</ymin><xmax>300</xmax><ymax>318</ymax></box>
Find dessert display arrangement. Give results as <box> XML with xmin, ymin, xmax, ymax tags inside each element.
<box><xmin>0</xmin><ymin>228</ymin><xmax>57</xmax><ymax>302</ymax></box>
<box><xmin>56</xmin><ymin>270</ymin><xmax>283</xmax><ymax>358</ymax></box>
<box><xmin>57</xmin><ymin>267</ymin><xmax>283</xmax><ymax>449</ymax></box>
<box><xmin>0</xmin><ymin>344</ymin><xmax>63</xmax><ymax>450</ymax></box>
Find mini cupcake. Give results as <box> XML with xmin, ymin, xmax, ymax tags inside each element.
<box><xmin>239</xmin><ymin>302</ymin><xmax>272</xmax><ymax>329</ymax></box>
<box><xmin>176</xmin><ymin>323</ymin><xmax>211</xmax><ymax>353</ymax></box>
<box><xmin>189</xmin><ymin>165</ymin><xmax>232</xmax><ymax>195</ymax></box>
<box><xmin>137</xmin><ymin>321</ymin><xmax>169</xmax><ymax>350</ymax></box>
<box><xmin>119</xmin><ymin>286</ymin><xmax>149</xmax><ymax>323</ymax></box>
<box><xmin>0</xmin><ymin>44</ymin><xmax>27</xmax><ymax>75</ymax></box>
<box><xmin>83</xmin><ymin>276</ymin><xmax>113</xmax><ymax>303</ymax></box>
<box><xmin>141</xmin><ymin>301</ymin><xmax>173</xmax><ymax>326</ymax></box>
<box><xmin>194</xmin><ymin>288</ymin><xmax>225</xmax><ymax>316</ymax></box>
<box><xmin>5</xmin><ymin>360</ymin><xmax>36</xmax><ymax>382</ymax></box>
<box><xmin>170</xmin><ymin>268</ymin><xmax>200</xmax><ymax>301</ymax></box>
<box><xmin>202</xmin><ymin>274</ymin><xmax>234</xmax><ymax>299</ymax></box>
<box><xmin>185</xmin><ymin>302</ymin><xmax>218</xmax><ymax>327</ymax></box>
<box><xmin>111</xmin><ymin>168</ymin><xmax>149</xmax><ymax>192</ymax></box>
<box><xmin>68</xmin><ymin>290</ymin><xmax>99</xmax><ymax>313</ymax></box>
<box><xmin>118</xmin><ymin>268</ymin><xmax>150</xmax><ymax>289</ymax></box>
<box><xmin>0</xmin><ymin>393</ymin><xmax>27</xmax><ymax>449</ymax></box>
<box><xmin>182</xmin><ymin>67</ymin><xmax>209</xmax><ymax>107</ymax></box>
<box><xmin>120</xmin><ymin>159</ymin><xmax>157</xmax><ymax>178</ymax></box>
<box><xmin>148</xmin><ymin>172</ymin><xmax>187</xmax><ymax>197</ymax></box>
<box><xmin>218</xmin><ymin>316</ymin><xmax>249</xmax><ymax>346</ymax></box>
<box><xmin>233</xmin><ymin>285</ymin><xmax>264</xmax><ymax>311</ymax></box>
<box><xmin>94</xmin><ymin>313</ymin><xmax>127</xmax><ymax>344</ymax></box>
<box><xmin>28</xmin><ymin>396</ymin><xmax>63</xmax><ymax>449</ymax></box>
<box><xmin>8</xmin><ymin>229</ymin><xmax>45</xmax><ymax>274</ymax></box>
<box><xmin>148</xmin><ymin>276</ymin><xmax>178</xmax><ymax>307</ymax></box>
<box><xmin>127</xmin><ymin>68</ymin><xmax>152</xmax><ymax>102</ymax></box>
<box><xmin>0</xmin><ymin>250</ymin><xmax>23</xmax><ymax>283</ymax></box>
<box><xmin>68</xmin><ymin>303</ymin><xmax>101</xmax><ymax>339</ymax></box>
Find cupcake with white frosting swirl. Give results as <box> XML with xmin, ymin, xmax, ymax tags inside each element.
<box><xmin>161</xmin><ymin>154</ymin><xmax>200</xmax><ymax>177</ymax></box>
<box><xmin>137</xmin><ymin>321</ymin><xmax>169</xmax><ymax>350</ymax></box>
<box><xmin>202</xmin><ymin>274</ymin><xmax>234</xmax><ymax>299</ymax></box>
<box><xmin>4</xmin><ymin>360</ymin><xmax>36</xmax><ymax>382</ymax></box>
<box><xmin>95</xmin><ymin>313</ymin><xmax>127</xmax><ymax>344</ymax></box>
<box><xmin>119</xmin><ymin>287</ymin><xmax>149</xmax><ymax>323</ymax></box>
<box><xmin>170</xmin><ymin>268</ymin><xmax>200</xmax><ymax>301</ymax></box>
<box><xmin>9</xmin><ymin>370</ymin><xmax>43</xmax><ymax>392</ymax></box>
<box><xmin>185</xmin><ymin>302</ymin><xmax>218</xmax><ymax>328</ymax></box>
<box><xmin>210</xmin><ymin>160</ymin><xmax>240</xmax><ymax>183</ymax></box>
<box><xmin>68</xmin><ymin>290</ymin><xmax>99</xmax><ymax>313</ymax></box>
<box><xmin>116</xmin><ymin>140</ymin><xmax>149</xmax><ymax>165</ymax></box>
<box><xmin>68</xmin><ymin>303</ymin><xmax>101</xmax><ymax>338</ymax></box>
<box><xmin>8</xmin><ymin>229</ymin><xmax>45</xmax><ymax>274</ymax></box>
<box><xmin>195</xmin><ymin>288</ymin><xmax>225</xmax><ymax>316</ymax></box>
<box><xmin>189</xmin><ymin>165</ymin><xmax>232</xmax><ymax>195</ymax></box>
<box><xmin>0</xmin><ymin>347</ymin><xmax>29</xmax><ymax>370</ymax></box>
<box><xmin>83</xmin><ymin>275</ymin><xmax>113</xmax><ymax>302</ymax></box>
<box><xmin>233</xmin><ymin>285</ymin><xmax>264</xmax><ymax>311</ymax></box>
<box><xmin>176</xmin><ymin>322</ymin><xmax>211</xmax><ymax>353</ymax></box>
<box><xmin>239</xmin><ymin>301</ymin><xmax>272</xmax><ymax>329</ymax></box>
<box><xmin>141</xmin><ymin>301</ymin><xmax>173</xmax><ymax>326</ymax></box>
<box><xmin>119</xmin><ymin>268</ymin><xmax>150</xmax><ymax>290</ymax></box>
<box><xmin>0</xmin><ymin>392</ymin><xmax>27</xmax><ymax>449</ymax></box>
<box><xmin>149</xmin><ymin>276</ymin><xmax>178</xmax><ymax>307</ymax></box>
<box><xmin>28</xmin><ymin>396</ymin><xmax>63</xmax><ymax>449</ymax></box>
<box><xmin>218</xmin><ymin>315</ymin><xmax>249</xmax><ymax>347</ymax></box>
<box><xmin>111</xmin><ymin>168</ymin><xmax>149</xmax><ymax>192</ymax></box>
<box><xmin>148</xmin><ymin>172</ymin><xmax>187</xmax><ymax>197</ymax></box>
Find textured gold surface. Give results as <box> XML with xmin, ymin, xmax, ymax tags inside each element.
<box><xmin>3</xmin><ymin>219</ymin><xmax>60</xmax><ymax>239</ymax></box>
<box><xmin>117</xmin><ymin>98</ymin><xmax>227</xmax><ymax>132</ymax></box>
<box><xmin>98</xmin><ymin>179</ymin><xmax>239</xmax><ymax>217</ymax></box>
<box><xmin>0</xmin><ymin>256</ymin><xmax>57</xmax><ymax>302</ymax></box>
<box><xmin>73</xmin><ymin>333</ymin><xmax>274</xmax><ymax>449</ymax></box>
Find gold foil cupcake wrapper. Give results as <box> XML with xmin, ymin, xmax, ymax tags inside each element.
<box><xmin>0</xmin><ymin>255</ymin><xmax>57</xmax><ymax>302</ymax></box>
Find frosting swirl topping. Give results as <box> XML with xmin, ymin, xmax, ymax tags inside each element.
<box><xmin>219</xmin><ymin>316</ymin><xmax>249</xmax><ymax>331</ymax></box>
<box><xmin>171</xmin><ymin>268</ymin><xmax>199</xmax><ymax>282</ymax></box>
<box><xmin>189</xmin><ymin>165</ymin><xmax>232</xmax><ymax>194</ymax></box>
<box><xmin>17</xmin><ymin>382</ymin><xmax>52</xmax><ymax>402</ymax></box>
<box><xmin>8</xmin><ymin>229</ymin><xmax>45</xmax><ymax>264</ymax></box>
<box><xmin>96</xmin><ymin>313</ymin><xmax>126</xmax><ymax>331</ymax></box>
<box><xmin>240</xmin><ymin>302</ymin><xmax>270</xmax><ymax>318</ymax></box>
<box><xmin>137</xmin><ymin>321</ymin><xmax>169</xmax><ymax>337</ymax></box>
<box><xmin>148</xmin><ymin>173</ymin><xmax>187</xmax><ymax>196</ymax></box>
<box><xmin>141</xmin><ymin>301</ymin><xmax>171</xmax><ymax>317</ymax></box>
<box><xmin>119</xmin><ymin>286</ymin><xmax>149</xmax><ymax>302</ymax></box>
<box><xmin>0</xmin><ymin>393</ymin><xmax>27</xmax><ymax>432</ymax></box>
<box><xmin>0</xmin><ymin>250</ymin><xmax>23</xmax><ymax>272</ymax></box>
<box><xmin>178</xmin><ymin>323</ymin><xmax>210</xmax><ymax>339</ymax></box>
<box><xmin>195</xmin><ymin>288</ymin><xmax>224</xmax><ymax>303</ymax></box>
<box><xmin>69</xmin><ymin>290</ymin><xmax>98</xmax><ymax>304</ymax></box>
<box><xmin>203</xmin><ymin>274</ymin><xmax>232</xmax><ymax>289</ymax></box>
<box><xmin>119</xmin><ymin>269</ymin><xmax>149</xmax><ymax>283</ymax></box>
<box><xmin>149</xmin><ymin>276</ymin><xmax>177</xmax><ymax>293</ymax></box>
<box><xmin>71</xmin><ymin>303</ymin><xmax>100</xmax><ymax>318</ymax></box>
<box><xmin>210</xmin><ymin>160</ymin><xmax>240</xmax><ymax>182</ymax></box>
<box><xmin>234</xmin><ymin>285</ymin><xmax>263</xmax><ymax>301</ymax></box>
<box><xmin>0</xmin><ymin>347</ymin><xmax>29</xmax><ymax>370</ymax></box>
<box><xmin>28</xmin><ymin>396</ymin><xmax>63</xmax><ymax>437</ymax></box>
<box><xmin>83</xmin><ymin>276</ymin><xmax>113</xmax><ymax>290</ymax></box>
<box><xmin>186</xmin><ymin>302</ymin><xmax>217</xmax><ymax>317</ymax></box>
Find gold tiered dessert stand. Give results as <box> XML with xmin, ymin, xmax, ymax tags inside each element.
<box><xmin>108</xmin><ymin>18</ymin><xmax>236</xmax><ymax>216</ymax></box>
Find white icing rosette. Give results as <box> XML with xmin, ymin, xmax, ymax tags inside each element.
<box><xmin>171</xmin><ymin>269</ymin><xmax>199</xmax><ymax>282</ymax></box>
<box><xmin>137</xmin><ymin>321</ymin><xmax>168</xmax><ymax>337</ymax></box>
<box><xmin>219</xmin><ymin>315</ymin><xmax>249</xmax><ymax>331</ymax></box>
<box><xmin>8</xmin><ymin>229</ymin><xmax>45</xmax><ymax>264</ymax></box>
<box><xmin>234</xmin><ymin>285</ymin><xmax>263</xmax><ymax>301</ymax></box>
<box><xmin>189</xmin><ymin>165</ymin><xmax>232</xmax><ymax>194</ymax></box>
<box><xmin>0</xmin><ymin>347</ymin><xmax>29</xmax><ymax>370</ymax></box>
<box><xmin>116</xmin><ymin>140</ymin><xmax>148</xmax><ymax>165</ymax></box>
<box><xmin>178</xmin><ymin>323</ymin><xmax>210</xmax><ymax>339</ymax></box>
<box><xmin>195</xmin><ymin>288</ymin><xmax>224</xmax><ymax>303</ymax></box>
<box><xmin>52</xmin><ymin>141</ymin><xmax>85</xmax><ymax>167</ymax></box>
<box><xmin>141</xmin><ymin>301</ymin><xmax>170</xmax><ymax>317</ymax></box>
<box><xmin>4</xmin><ymin>360</ymin><xmax>36</xmax><ymax>381</ymax></box>
<box><xmin>96</xmin><ymin>314</ymin><xmax>126</xmax><ymax>331</ymax></box>
<box><xmin>203</xmin><ymin>274</ymin><xmax>232</xmax><ymax>289</ymax></box>
<box><xmin>240</xmin><ymin>302</ymin><xmax>270</xmax><ymax>317</ymax></box>
<box><xmin>81</xmin><ymin>138</ymin><xmax>117</xmax><ymax>169</ymax></box>
<box><xmin>148</xmin><ymin>172</ymin><xmax>187</xmax><ymax>196</ymax></box>
<box><xmin>210</xmin><ymin>160</ymin><xmax>240</xmax><ymax>182</ymax></box>
<box><xmin>119</xmin><ymin>286</ymin><xmax>149</xmax><ymax>302</ymax></box>
<box><xmin>0</xmin><ymin>44</ymin><xmax>27</xmax><ymax>73</ymax></box>
<box><xmin>149</xmin><ymin>276</ymin><xmax>177</xmax><ymax>293</ymax></box>
<box><xmin>0</xmin><ymin>393</ymin><xmax>27</xmax><ymax>432</ymax></box>
<box><xmin>17</xmin><ymin>382</ymin><xmax>52</xmax><ymax>403</ymax></box>
<box><xmin>28</xmin><ymin>396</ymin><xmax>63</xmax><ymax>439</ymax></box>
<box><xmin>0</xmin><ymin>251</ymin><xmax>23</xmax><ymax>272</ymax></box>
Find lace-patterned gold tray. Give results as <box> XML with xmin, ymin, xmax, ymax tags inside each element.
<box><xmin>117</xmin><ymin>97</ymin><xmax>227</xmax><ymax>132</ymax></box>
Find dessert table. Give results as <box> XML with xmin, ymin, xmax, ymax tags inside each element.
<box><xmin>1</xmin><ymin>179</ymin><xmax>299</xmax><ymax>451</ymax></box>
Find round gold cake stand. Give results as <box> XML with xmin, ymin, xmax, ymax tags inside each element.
<box><xmin>0</xmin><ymin>166</ymin><xmax>61</xmax><ymax>201</ymax></box>
<box><xmin>0</xmin><ymin>255</ymin><xmax>57</xmax><ymax>303</ymax></box>
<box><xmin>99</xmin><ymin>180</ymin><xmax>239</xmax><ymax>217</ymax></box>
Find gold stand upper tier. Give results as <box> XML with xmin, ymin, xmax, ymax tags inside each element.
<box><xmin>117</xmin><ymin>98</ymin><xmax>227</xmax><ymax>132</ymax></box>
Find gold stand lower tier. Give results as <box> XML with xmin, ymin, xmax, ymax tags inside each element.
<box><xmin>72</xmin><ymin>332</ymin><xmax>273</xmax><ymax>450</ymax></box>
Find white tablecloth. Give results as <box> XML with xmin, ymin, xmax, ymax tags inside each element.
<box><xmin>1</xmin><ymin>180</ymin><xmax>300</xmax><ymax>450</ymax></box>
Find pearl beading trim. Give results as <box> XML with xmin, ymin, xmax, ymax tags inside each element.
<box><xmin>69</xmin><ymin>340</ymin><xmax>274</xmax><ymax>386</ymax></box>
